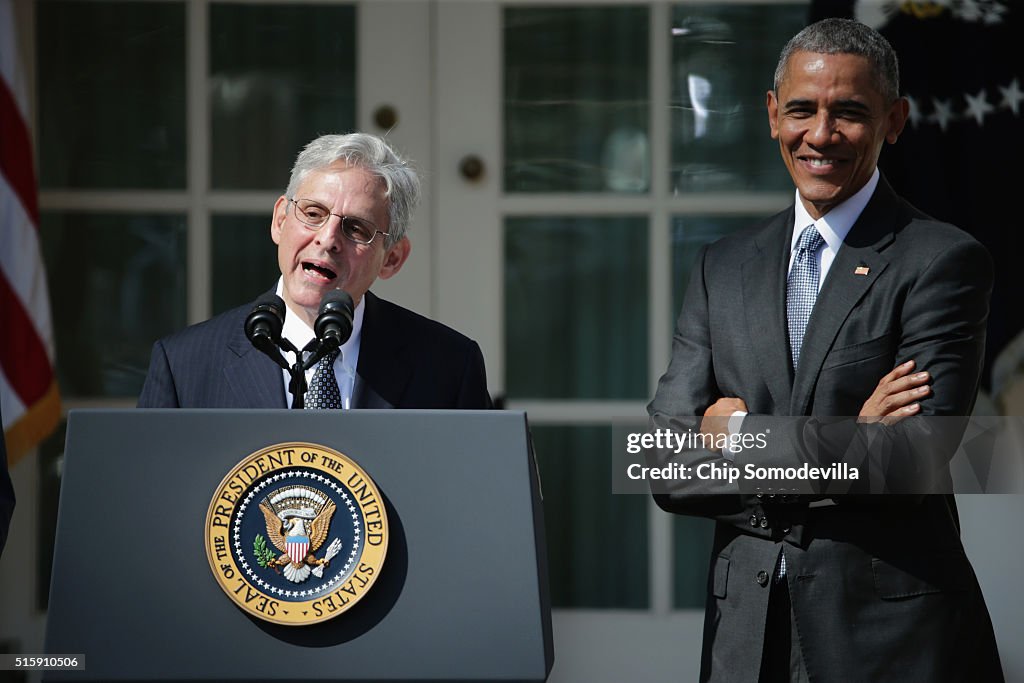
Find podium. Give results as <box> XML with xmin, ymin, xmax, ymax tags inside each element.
<box><xmin>45</xmin><ymin>410</ymin><xmax>553</xmax><ymax>682</ymax></box>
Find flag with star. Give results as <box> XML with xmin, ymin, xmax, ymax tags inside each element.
<box><xmin>810</xmin><ymin>1</ymin><xmax>1023</xmax><ymax>394</ymax></box>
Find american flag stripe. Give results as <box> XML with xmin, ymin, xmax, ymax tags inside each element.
<box><xmin>287</xmin><ymin>541</ymin><xmax>310</xmax><ymax>564</ymax></box>
<box><xmin>0</xmin><ymin>0</ymin><xmax>60</xmax><ymax>463</ymax></box>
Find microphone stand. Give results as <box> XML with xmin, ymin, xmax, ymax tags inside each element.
<box><xmin>280</xmin><ymin>337</ymin><xmax>310</xmax><ymax>410</ymax></box>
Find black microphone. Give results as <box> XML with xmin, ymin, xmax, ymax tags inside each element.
<box><xmin>314</xmin><ymin>290</ymin><xmax>354</xmax><ymax>353</ymax></box>
<box><xmin>244</xmin><ymin>294</ymin><xmax>288</xmax><ymax>368</ymax></box>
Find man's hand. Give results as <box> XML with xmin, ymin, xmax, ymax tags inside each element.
<box><xmin>701</xmin><ymin>397</ymin><xmax>748</xmax><ymax>452</ymax></box>
<box><xmin>858</xmin><ymin>360</ymin><xmax>930</xmax><ymax>426</ymax></box>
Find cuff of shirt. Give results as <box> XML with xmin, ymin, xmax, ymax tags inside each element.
<box><xmin>721</xmin><ymin>410</ymin><xmax>748</xmax><ymax>461</ymax></box>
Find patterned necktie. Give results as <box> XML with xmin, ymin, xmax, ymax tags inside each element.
<box><xmin>305</xmin><ymin>348</ymin><xmax>342</xmax><ymax>410</ymax></box>
<box><xmin>786</xmin><ymin>225</ymin><xmax>825</xmax><ymax>369</ymax></box>
<box><xmin>779</xmin><ymin>226</ymin><xmax>823</xmax><ymax>580</ymax></box>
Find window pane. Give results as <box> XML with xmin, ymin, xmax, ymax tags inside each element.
<box><xmin>670</xmin><ymin>4</ymin><xmax>806</xmax><ymax>192</ymax></box>
<box><xmin>506</xmin><ymin>217</ymin><xmax>648</xmax><ymax>400</ymax></box>
<box><xmin>533</xmin><ymin>425</ymin><xmax>648</xmax><ymax>608</ymax></box>
<box><xmin>505</xmin><ymin>7</ymin><xmax>649</xmax><ymax>193</ymax></box>
<box><xmin>210</xmin><ymin>4</ymin><xmax>357</xmax><ymax>190</ymax></box>
<box><xmin>671</xmin><ymin>215</ymin><xmax>751</xmax><ymax>316</ymax></box>
<box><xmin>37</xmin><ymin>1</ymin><xmax>186</xmax><ymax>189</ymax></box>
<box><xmin>673</xmin><ymin>516</ymin><xmax>714</xmax><ymax>609</ymax></box>
<box><xmin>211</xmin><ymin>214</ymin><xmax>279</xmax><ymax>315</ymax></box>
<box><xmin>41</xmin><ymin>213</ymin><xmax>187</xmax><ymax>398</ymax></box>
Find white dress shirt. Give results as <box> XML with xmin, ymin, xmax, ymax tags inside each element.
<box><xmin>788</xmin><ymin>167</ymin><xmax>879</xmax><ymax>287</ymax></box>
<box><xmin>275</xmin><ymin>278</ymin><xmax>364</xmax><ymax>409</ymax></box>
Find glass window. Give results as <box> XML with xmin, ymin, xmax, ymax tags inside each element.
<box><xmin>670</xmin><ymin>4</ymin><xmax>806</xmax><ymax>192</ymax></box>
<box><xmin>505</xmin><ymin>7</ymin><xmax>650</xmax><ymax>193</ymax></box>
<box><xmin>209</xmin><ymin>4</ymin><xmax>357</xmax><ymax>190</ymax></box>
<box><xmin>671</xmin><ymin>215</ymin><xmax>751</xmax><ymax>315</ymax></box>
<box><xmin>505</xmin><ymin>217</ymin><xmax>648</xmax><ymax>400</ymax></box>
<box><xmin>211</xmin><ymin>214</ymin><xmax>280</xmax><ymax>315</ymax></box>
<box><xmin>533</xmin><ymin>425</ymin><xmax>648</xmax><ymax>608</ymax></box>
<box><xmin>673</xmin><ymin>516</ymin><xmax>714</xmax><ymax>608</ymax></box>
<box><xmin>41</xmin><ymin>213</ymin><xmax>187</xmax><ymax>398</ymax></box>
<box><xmin>37</xmin><ymin>1</ymin><xmax>186</xmax><ymax>189</ymax></box>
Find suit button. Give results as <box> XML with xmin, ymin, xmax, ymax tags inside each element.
<box><xmin>756</xmin><ymin>570</ymin><xmax>769</xmax><ymax>587</ymax></box>
<box><xmin>782</xmin><ymin>525</ymin><xmax>791</xmax><ymax>534</ymax></box>
<box><xmin>759</xmin><ymin>517</ymin><xmax>768</xmax><ymax>529</ymax></box>
<box><xmin>755</xmin><ymin>493</ymin><xmax>764</xmax><ymax>499</ymax></box>
<box><xmin>749</xmin><ymin>514</ymin><xmax>759</xmax><ymax>527</ymax></box>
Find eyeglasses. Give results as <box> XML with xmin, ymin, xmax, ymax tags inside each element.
<box><xmin>289</xmin><ymin>198</ymin><xmax>390</xmax><ymax>245</ymax></box>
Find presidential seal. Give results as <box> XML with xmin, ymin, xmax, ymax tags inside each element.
<box><xmin>204</xmin><ymin>442</ymin><xmax>388</xmax><ymax>626</ymax></box>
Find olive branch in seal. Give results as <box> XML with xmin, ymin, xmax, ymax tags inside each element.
<box><xmin>253</xmin><ymin>534</ymin><xmax>276</xmax><ymax>568</ymax></box>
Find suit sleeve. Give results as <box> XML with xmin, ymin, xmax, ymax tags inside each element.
<box><xmin>455</xmin><ymin>341</ymin><xmax>493</xmax><ymax>409</ymax></box>
<box><xmin>893</xmin><ymin>238</ymin><xmax>991</xmax><ymax>417</ymax></box>
<box><xmin>137</xmin><ymin>340</ymin><xmax>181</xmax><ymax>408</ymax></box>
<box><xmin>856</xmin><ymin>237</ymin><xmax>991</xmax><ymax>488</ymax></box>
<box><xmin>647</xmin><ymin>244</ymin><xmax>760</xmax><ymax>525</ymax></box>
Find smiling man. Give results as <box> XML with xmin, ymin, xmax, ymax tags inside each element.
<box><xmin>648</xmin><ymin>18</ymin><xmax>1002</xmax><ymax>682</ymax></box>
<box><xmin>138</xmin><ymin>133</ymin><xmax>491</xmax><ymax>410</ymax></box>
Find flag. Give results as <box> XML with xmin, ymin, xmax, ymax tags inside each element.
<box><xmin>1</xmin><ymin>0</ymin><xmax>60</xmax><ymax>464</ymax></box>
<box><xmin>809</xmin><ymin>1</ymin><xmax>1024</xmax><ymax>392</ymax></box>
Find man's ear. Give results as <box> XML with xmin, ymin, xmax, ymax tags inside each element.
<box><xmin>885</xmin><ymin>97</ymin><xmax>910</xmax><ymax>144</ymax></box>
<box><xmin>378</xmin><ymin>236</ymin><xmax>411</xmax><ymax>280</ymax></box>
<box><xmin>767</xmin><ymin>90</ymin><xmax>780</xmax><ymax>140</ymax></box>
<box><xmin>270</xmin><ymin>196</ymin><xmax>289</xmax><ymax>245</ymax></box>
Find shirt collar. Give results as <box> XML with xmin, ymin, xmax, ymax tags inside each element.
<box><xmin>792</xmin><ymin>167</ymin><xmax>879</xmax><ymax>253</ymax></box>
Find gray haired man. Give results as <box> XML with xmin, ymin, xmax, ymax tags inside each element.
<box><xmin>140</xmin><ymin>133</ymin><xmax>491</xmax><ymax>410</ymax></box>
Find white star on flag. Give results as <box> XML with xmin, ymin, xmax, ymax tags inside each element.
<box><xmin>964</xmin><ymin>89</ymin><xmax>995</xmax><ymax>125</ymax></box>
<box><xmin>999</xmin><ymin>78</ymin><xmax>1023</xmax><ymax>116</ymax></box>
<box><xmin>929</xmin><ymin>98</ymin><xmax>955</xmax><ymax>131</ymax></box>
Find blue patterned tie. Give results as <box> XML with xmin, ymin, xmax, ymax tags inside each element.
<box><xmin>778</xmin><ymin>225</ymin><xmax>824</xmax><ymax>581</ymax></box>
<box><xmin>305</xmin><ymin>348</ymin><xmax>342</xmax><ymax>410</ymax></box>
<box><xmin>786</xmin><ymin>225</ymin><xmax>825</xmax><ymax>369</ymax></box>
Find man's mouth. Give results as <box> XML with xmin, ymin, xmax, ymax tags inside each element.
<box><xmin>302</xmin><ymin>261</ymin><xmax>337</xmax><ymax>281</ymax></box>
<box><xmin>800</xmin><ymin>156</ymin><xmax>845</xmax><ymax>169</ymax></box>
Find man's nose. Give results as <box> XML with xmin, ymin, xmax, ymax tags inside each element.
<box><xmin>314</xmin><ymin>216</ymin><xmax>346</xmax><ymax>251</ymax></box>
<box><xmin>806</xmin><ymin>112</ymin><xmax>838</xmax><ymax>147</ymax></box>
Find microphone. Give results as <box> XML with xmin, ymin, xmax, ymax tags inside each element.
<box><xmin>314</xmin><ymin>290</ymin><xmax>354</xmax><ymax>353</ymax></box>
<box><xmin>244</xmin><ymin>294</ymin><xmax>288</xmax><ymax>368</ymax></box>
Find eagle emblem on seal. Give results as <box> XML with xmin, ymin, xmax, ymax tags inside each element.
<box><xmin>255</xmin><ymin>485</ymin><xmax>343</xmax><ymax>583</ymax></box>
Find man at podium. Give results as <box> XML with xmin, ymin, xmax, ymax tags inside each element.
<box><xmin>138</xmin><ymin>133</ymin><xmax>491</xmax><ymax>410</ymax></box>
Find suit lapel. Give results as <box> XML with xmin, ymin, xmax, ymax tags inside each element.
<box><xmin>789</xmin><ymin>179</ymin><xmax>900</xmax><ymax>415</ymax></box>
<box><xmin>225</xmin><ymin>335</ymin><xmax>288</xmax><ymax>408</ymax></box>
<box><xmin>352</xmin><ymin>291</ymin><xmax>413</xmax><ymax>409</ymax></box>
<box><xmin>742</xmin><ymin>212</ymin><xmax>795</xmax><ymax>412</ymax></box>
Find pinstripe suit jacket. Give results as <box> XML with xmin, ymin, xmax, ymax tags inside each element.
<box><xmin>137</xmin><ymin>290</ymin><xmax>491</xmax><ymax>410</ymax></box>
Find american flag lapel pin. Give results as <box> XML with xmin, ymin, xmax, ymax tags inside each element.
<box><xmin>854</xmin><ymin>265</ymin><xmax>870</xmax><ymax>276</ymax></box>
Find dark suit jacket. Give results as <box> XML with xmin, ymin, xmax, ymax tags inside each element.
<box><xmin>138</xmin><ymin>290</ymin><xmax>491</xmax><ymax>409</ymax></box>
<box><xmin>648</xmin><ymin>177</ymin><xmax>1002</xmax><ymax>682</ymax></box>
<box><xmin>0</xmin><ymin>401</ymin><xmax>14</xmax><ymax>556</ymax></box>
